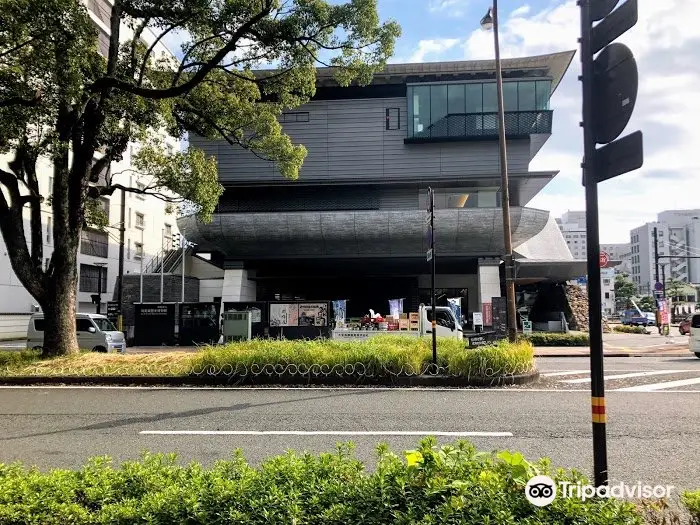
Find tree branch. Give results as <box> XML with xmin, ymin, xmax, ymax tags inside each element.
<box><xmin>91</xmin><ymin>2</ymin><xmax>274</xmax><ymax>99</ymax></box>
<box><xmin>0</xmin><ymin>92</ymin><xmax>41</xmax><ymax>108</ymax></box>
<box><xmin>137</xmin><ymin>19</ymin><xmax>189</xmax><ymax>86</ymax></box>
<box><xmin>0</xmin><ymin>38</ymin><xmax>35</xmax><ymax>59</ymax></box>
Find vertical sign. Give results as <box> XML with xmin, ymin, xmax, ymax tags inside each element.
<box><xmin>491</xmin><ymin>297</ymin><xmax>507</xmax><ymax>336</ymax></box>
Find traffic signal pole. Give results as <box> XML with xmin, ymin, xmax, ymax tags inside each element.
<box><xmin>580</xmin><ymin>0</ymin><xmax>608</xmax><ymax>487</ymax></box>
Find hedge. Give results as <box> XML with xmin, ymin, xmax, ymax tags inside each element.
<box><xmin>0</xmin><ymin>337</ymin><xmax>536</xmax><ymax>380</ymax></box>
<box><xmin>523</xmin><ymin>332</ymin><xmax>590</xmax><ymax>347</ymax></box>
<box><xmin>683</xmin><ymin>490</ymin><xmax>700</xmax><ymax>525</ymax></box>
<box><xmin>613</xmin><ymin>325</ymin><xmax>649</xmax><ymax>334</ymax></box>
<box><xmin>0</xmin><ymin>438</ymin><xmax>644</xmax><ymax>525</ymax></box>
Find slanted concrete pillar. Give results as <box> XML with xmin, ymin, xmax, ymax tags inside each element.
<box><xmin>478</xmin><ymin>257</ymin><xmax>502</xmax><ymax>317</ymax></box>
<box><xmin>222</xmin><ymin>264</ymin><xmax>256</xmax><ymax>303</ymax></box>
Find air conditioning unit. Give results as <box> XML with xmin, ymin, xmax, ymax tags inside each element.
<box><xmin>222</xmin><ymin>311</ymin><xmax>252</xmax><ymax>342</ymax></box>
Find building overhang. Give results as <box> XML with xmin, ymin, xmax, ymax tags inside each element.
<box><xmin>179</xmin><ymin>207</ymin><xmax>551</xmax><ymax>260</ymax></box>
<box><xmin>515</xmin><ymin>259</ymin><xmax>589</xmax><ymax>284</ymax></box>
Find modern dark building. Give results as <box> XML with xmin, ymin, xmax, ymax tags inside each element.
<box><xmin>179</xmin><ymin>51</ymin><xmax>584</xmax><ymax>322</ymax></box>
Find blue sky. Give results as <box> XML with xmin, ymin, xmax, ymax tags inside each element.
<box><xmin>370</xmin><ymin>0</ymin><xmax>700</xmax><ymax>243</ymax></box>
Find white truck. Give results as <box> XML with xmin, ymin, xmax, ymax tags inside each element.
<box><xmin>331</xmin><ymin>305</ymin><xmax>463</xmax><ymax>341</ymax></box>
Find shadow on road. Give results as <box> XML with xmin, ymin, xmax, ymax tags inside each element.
<box><xmin>1</xmin><ymin>389</ymin><xmax>378</xmax><ymax>441</ymax></box>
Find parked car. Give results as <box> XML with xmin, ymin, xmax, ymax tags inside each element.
<box><xmin>688</xmin><ymin>313</ymin><xmax>700</xmax><ymax>358</ymax></box>
<box><xmin>620</xmin><ymin>310</ymin><xmax>656</xmax><ymax>327</ymax></box>
<box><xmin>679</xmin><ymin>316</ymin><xmax>692</xmax><ymax>335</ymax></box>
<box><xmin>27</xmin><ymin>313</ymin><xmax>126</xmax><ymax>353</ymax></box>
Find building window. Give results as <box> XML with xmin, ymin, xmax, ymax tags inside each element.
<box><xmin>80</xmin><ymin>229</ymin><xmax>109</xmax><ymax>258</ymax></box>
<box><xmin>603</xmin><ymin>279</ymin><xmax>610</xmax><ymax>286</ymax></box>
<box><xmin>127</xmin><ymin>239</ymin><xmax>131</xmax><ymax>259</ymax></box>
<box><xmin>79</xmin><ymin>264</ymin><xmax>107</xmax><ymax>293</ymax></box>
<box><xmin>128</xmin><ymin>208</ymin><xmax>131</xmax><ymax>228</ymax></box>
<box><xmin>96</xmin><ymin>28</ymin><xmax>110</xmax><ymax>57</ymax></box>
<box><xmin>605</xmin><ymin>292</ymin><xmax>610</xmax><ymax>299</ymax></box>
<box><xmin>407</xmin><ymin>79</ymin><xmax>552</xmax><ymax>140</ymax></box>
<box><xmin>135</xmin><ymin>212</ymin><xmax>145</xmax><ymax>229</ymax></box>
<box><xmin>280</xmin><ymin>112</ymin><xmax>309</xmax><ymax>123</ymax></box>
<box><xmin>164</xmin><ymin>224</ymin><xmax>173</xmax><ymax>249</ymax></box>
<box><xmin>136</xmin><ymin>182</ymin><xmax>146</xmax><ymax>200</ymax></box>
<box><xmin>135</xmin><ymin>242</ymin><xmax>144</xmax><ymax>260</ymax></box>
<box><xmin>385</xmin><ymin>108</ymin><xmax>400</xmax><ymax>130</ymax></box>
<box><xmin>87</xmin><ymin>0</ymin><xmax>112</xmax><ymax>25</ymax></box>
<box><xmin>46</xmin><ymin>217</ymin><xmax>52</xmax><ymax>244</ymax></box>
<box><xmin>48</xmin><ymin>176</ymin><xmax>53</xmax><ymax>196</ymax></box>
<box><xmin>44</xmin><ymin>258</ymin><xmax>50</xmax><ymax>270</ymax></box>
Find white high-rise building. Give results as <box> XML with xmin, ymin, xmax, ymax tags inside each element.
<box><xmin>629</xmin><ymin>210</ymin><xmax>700</xmax><ymax>295</ymax></box>
<box><xmin>0</xmin><ymin>0</ymin><xmax>179</xmax><ymax>324</ymax></box>
<box><xmin>556</xmin><ymin>211</ymin><xmax>588</xmax><ymax>259</ymax></box>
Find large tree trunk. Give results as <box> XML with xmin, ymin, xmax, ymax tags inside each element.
<box><xmin>41</xmin><ymin>271</ymin><xmax>79</xmax><ymax>356</ymax></box>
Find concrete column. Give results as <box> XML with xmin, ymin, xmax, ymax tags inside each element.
<box><xmin>478</xmin><ymin>257</ymin><xmax>502</xmax><ymax>315</ymax></box>
<box><xmin>221</xmin><ymin>268</ymin><xmax>256</xmax><ymax>303</ymax></box>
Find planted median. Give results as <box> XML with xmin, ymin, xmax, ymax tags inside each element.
<box><xmin>0</xmin><ymin>336</ymin><xmax>537</xmax><ymax>386</ymax></box>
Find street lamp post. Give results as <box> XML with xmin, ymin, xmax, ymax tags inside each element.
<box><xmin>481</xmin><ymin>2</ymin><xmax>518</xmax><ymax>342</ymax></box>
<box><xmin>94</xmin><ymin>262</ymin><xmax>108</xmax><ymax>315</ymax></box>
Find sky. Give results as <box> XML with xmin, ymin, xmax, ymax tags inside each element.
<box><xmin>375</xmin><ymin>0</ymin><xmax>700</xmax><ymax>243</ymax></box>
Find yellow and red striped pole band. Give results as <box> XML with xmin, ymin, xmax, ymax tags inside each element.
<box><xmin>591</xmin><ymin>397</ymin><xmax>607</xmax><ymax>424</ymax></box>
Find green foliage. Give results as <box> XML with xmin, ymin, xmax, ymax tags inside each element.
<box><xmin>637</xmin><ymin>296</ymin><xmax>656</xmax><ymax>312</ymax></box>
<box><xmin>682</xmin><ymin>490</ymin><xmax>700</xmax><ymax>525</ymax></box>
<box><xmin>0</xmin><ymin>441</ymin><xmax>644</xmax><ymax>524</ymax></box>
<box><xmin>613</xmin><ymin>325</ymin><xmax>649</xmax><ymax>334</ymax></box>
<box><xmin>666</xmin><ymin>279</ymin><xmax>686</xmax><ymax>300</ymax></box>
<box><xmin>615</xmin><ymin>275</ymin><xmax>637</xmax><ymax>307</ymax></box>
<box><xmin>523</xmin><ymin>332</ymin><xmax>590</xmax><ymax>347</ymax></box>
<box><xmin>0</xmin><ymin>349</ymin><xmax>42</xmax><ymax>369</ymax></box>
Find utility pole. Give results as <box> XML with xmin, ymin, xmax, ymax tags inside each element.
<box><xmin>579</xmin><ymin>0</ymin><xmax>643</xmax><ymax>488</ymax></box>
<box><xmin>427</xmin><ymin>187</ymin><xmax>437</xmax><ymax>366</ymax></box>
<box><xmin>160</xmin><ymin>228</ymin><xmax>164</xmax><ymax>304</ymax></box>
<box><xmin>139</xmin><ymin>227</ymin><xmax>144</xmax><ymax>303</ymax></box>
<box><xmin>180</xmin><ymin>235</ymin><xmax>186</xmax><ymax>303</ymax></box>
<box><xmin>116</xmin><ymin>188</ymin><xmax>126</xmax><ymax>331</ymax></box>
<box><xmin>653</xmin><ymin>227</ymin><xmax>660</xmax><ymax>289</ymax></box>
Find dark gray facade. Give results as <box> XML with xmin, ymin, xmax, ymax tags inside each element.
<box><xmin>179</xmin><ymin>51</ymin><xmax>576</xmax><ymax>314</ymax></box>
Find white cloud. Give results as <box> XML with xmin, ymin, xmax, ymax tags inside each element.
<box><xmin>510</xmin><ymin>5</ymin><xmax>531</xmax><ymax>17</ymax></box>
<box><xmin>409</xmin><ymin>38</ymin><xmax>461</xmax><ymax>62</ymax></box>
<box><xmin>455</xmin><ymin>0</ymin><xmax>700</xmax><ymax>242</ymax></box>
<box><xmin>428</xmin><ymin>0</ymin><xmax>469</xmax><ymax>17</ymax></box>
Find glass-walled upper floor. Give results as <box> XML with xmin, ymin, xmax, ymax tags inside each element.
<box><xmin>407</xmin><ymin>80</ymin><xmax>552</xmax><ymax>141</ymax></box>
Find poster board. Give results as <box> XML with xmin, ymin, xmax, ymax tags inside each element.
<box><xmin>269</xmin><ymin>303</ymin><xmax>299</xmax><ymax>327</ymax></box>
<box><xmin>298</xmin><ymin>303</ymin><xmax>328</xmax><ymax>326</ymax></box>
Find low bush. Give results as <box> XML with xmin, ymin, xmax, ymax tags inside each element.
<box><xmin>613</xmin><ymin>325</ymin><xmax>649</xmax><ymax>334</ymax></box>
<box><xmin>0</xmin><ymin>438</ymin><xmax>643</xmax><ymax>525</ymax></box>
<box><xmin>0</xmin><ymin>337</ymin><xmax>535</xmax><ymax>379</ymax></box>
<box><xmin>0</xmin><ymin>349</ymin><xmax>42</xmax><ymax>369</ymax></box>
<box><xmin>683</xmin><ymin>490</ymin><xmax>700</xmax><ymax>524</ymax></box>
<box><xmin>523</xmin><ymin>332</ymin><xmax>590</xmax><ymax>347</ymax></box>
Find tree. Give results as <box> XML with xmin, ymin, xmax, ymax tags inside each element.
<box><xmin>0</xmin><ymin>0</ymin><xmax>400</xmax><ymax>355</ymax></box>
<box><xmin>637</xmin><ymin>296</ymin><xmax>655</xmax><ymax>312</ymax></box>
<box><xmin>614</xmin><ymin>274</ymin><xmax>636</xmax><ymax>310</ymax></box>
<box><xmin>666</xmin><ymin>279</ymin><xmax>685</xmax><ymax>301</ymax></box>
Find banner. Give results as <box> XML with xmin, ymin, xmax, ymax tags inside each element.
<box><xmin>388</xmin><ymin>298</ymin><xmax>404</xmax><ymax>319</ymax></box>
<box><xmin>298</xmin><ymin>303</ymin><xmax>328</xmax><ymax>326</ymax></box>
<box><xmin>447</xmin><ymin>298</ymin><xmax>462</xmax><ymax>325</ymax></box>
<box><xmin>269</xmin><ymin>303</ymin><xmax>299</xmax><ymax>327</ymax></box>
<box><xmin>332</xmin><ymin>300</ymin><xmax>347</xmax><ymax>328</ymax></box>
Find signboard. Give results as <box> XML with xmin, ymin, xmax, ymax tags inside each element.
<box><xmin>426</xmin><ymin>248</ymin><xmax>433</xmax><ymax>262</ymax></box>
<box><xmin>179</xmin><ymin>302</ymin><xmax>220</xmax><ymax>346</ymax></box>
<box><xmin>467</xmin><ymin>331</ymin><xmax>506</xmax><ymax>349</ymax></box>
<box><xmin>523</xmin><ymin>320</ymin><xmax>533</xmax><ymax>334</ymax></box>
<box><xmin>654</xmin><ymin>281</ymin><xmax>663</xmax><ymax>292</ymax></box>
<box><xmin>599</xmin><ymin>251</ymin><xmax>610</xmax><ymax>268</ymax></box>
<box><xmin>134</xmin><ymin>303</ymin><xmax>175</xmax><ymax>346</ymax></box>
<box><xmin>491</xmin><ymin>297</ymin><xmax>507</xmax><ymax>335</ymax></box>
<box><xmin>269</xmin><ymin>303</ymin><xmax>299</xmax><ymax>327</ymax></box>
<box><xmin>106</xmin><ymin>301</ymin><xmax>120</xmax><ymax>324</ymax></box>
<box><xmin>472</xmin><ymin>312</ymin><xmax>483</xmax><ymax>327</ymax></box>
<box><xmin>298</xmin><ymin>303</ymin><xmax>328</xmax><ymax>327</ymax></box>
<box><xmin>482</xmin><ymin>302</ymin><xmax>492</xmax><ymax>327</ymax></box>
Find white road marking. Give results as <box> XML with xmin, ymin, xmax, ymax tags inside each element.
<box><xmin>139</xmin><ymin>430</ymin><xmax>513</xmax><ymax>437</ymax></box>
<box><xmin>540</xmin><ymin>370</ymin><xmax>590</xmax><ymax>377</ymax></box>
<box><xmin>615</xmin><ymin>376</ymin><xmax>700</xmax><ymax>392</ymax></box>
<box><xmin>561</xmin><ymin>370</ymin><xmax>696</xmax><ymax>384</ymax></box>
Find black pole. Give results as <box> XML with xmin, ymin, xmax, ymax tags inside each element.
<box><xmin>661</xmin><ymin>265</ymin><xmax>666</xmax><ymax>299</ymax></box>
<box><xmin>430</xmin><ymin>187</ymin><xmax>437</xmax><ymax>366</ymax></box>
<box><xmin>580</xmin><ymin>0</ymin><xmax>608</xmax><ymax>487</ymax></box>
<box><xmin>117</xmin><ymin>188</ymin><xmax>126</xmax><ymax>331</ymax></box>
<box><xmin>653</xmin><ymin>227</ymin><xmax>660</xmax><ymax>287</ymax></box>
<box><xmin>96</xmin><ymin>266</ymin><xmax>102</xmax><ymax>315</ymax></box>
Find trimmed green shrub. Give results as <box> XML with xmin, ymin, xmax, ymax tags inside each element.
<box><xmin>523</xmin><ymin>332</ymin><xmax>590</xmax><ymax>347</ymax></box>
<box><xmin>0</xmin><ymin>337</ymin><xmax>535</xmax><ymax>379</ymax></box>
<box><xmin>613</xmin><ymin>325</ymin><xmax>649</xmax><ymax>334</ymax></box>
<box><xmin>0</xmin><ymin>439</ymin><xmax>643</xmax><ymax>525</ymax></box>
<box><xmin>0</xmin><ymin>349</ymin><xmax>42</xmax><ymax>369</ymax></box>
<box><xmin>683</xmin><ymin>490</ymin><xmax>700</xmax><ymax>524</ymax></box>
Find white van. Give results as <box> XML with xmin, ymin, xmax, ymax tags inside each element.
<box><xmin>689</xmin><ymin>313</ymin><xmax>700</xmax><ymax>359</ymax></box>
<box><xmin>27</xmin><ymin>313</ymin><xmax>126</xmax><ymax>353</ymax></box>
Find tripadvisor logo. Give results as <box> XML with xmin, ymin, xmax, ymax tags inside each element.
<box><xmin>525</xmin><ymin>475</ymin><xmax>674</xmax><ymax>506</ymax></box>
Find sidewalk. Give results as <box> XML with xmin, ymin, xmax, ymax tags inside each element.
<box><xmin>534</xmin><ymin>342</ymin><xmax>692</xmax><ymax>358</ymax></box>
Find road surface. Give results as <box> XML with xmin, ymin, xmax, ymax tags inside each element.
<box><xmin>1</xmin><ymin>356</ymin><xmax>698</xmax><ymax>489</ymax></box>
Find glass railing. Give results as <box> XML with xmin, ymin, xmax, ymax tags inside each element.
<box><xmin>405</xmin><ymin>110</ymin><xmax>552</xmax><ymax>142</ymax></box>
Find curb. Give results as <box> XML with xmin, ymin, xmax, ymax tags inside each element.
<box><xmin>0</xmin><ymin>371</ymin><xmax>540</xmax><ymax>388</ymax></box>
<box><xmin>535</xmin><ymin>352</ymin><xmax>691</xmax><ymax>358</ymax></box>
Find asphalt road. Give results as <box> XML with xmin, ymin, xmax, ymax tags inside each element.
<box><xmin>1</xmin><ymin>355</ymin><xmax>699</xmax><ymax>490</ymax></box>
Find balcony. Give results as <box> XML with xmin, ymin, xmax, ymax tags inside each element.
<box><xmin>405</xmin><ymin>110</ymin><xmax>553</xmax><ymax>143</ymax></box>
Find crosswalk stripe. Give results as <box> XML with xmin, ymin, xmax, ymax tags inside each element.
<box><xmin>614</xmin><ymin>376</ymin><xmax>700</xmax><ymax>392</ymax></box>
<box><xmin>541</xmin><ymin>370</ymin><xmax>590</xmax><ymax>377</ymax></box>
<box><xmin>561</xmin><ymin>370</ymin><xmax>696</xmax><ymax>384</ymax></box>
